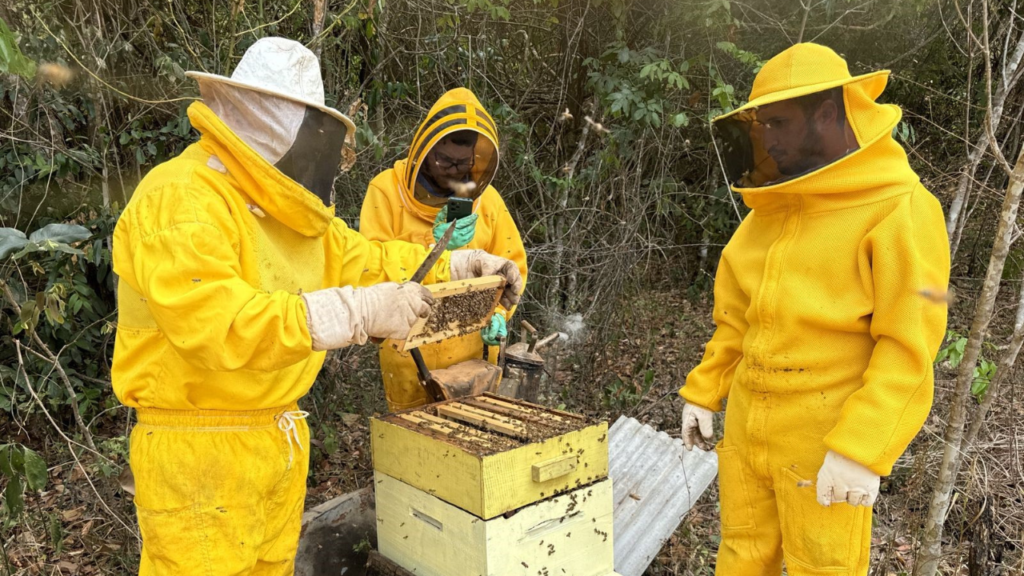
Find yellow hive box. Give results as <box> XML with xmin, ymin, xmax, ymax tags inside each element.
<box><xmin>376</xmin><ymin>471</ymin><xmax>619</xmax><ymax>576</ymax></box>
<box><xmin>370</xmin><ymin>394</ymin><xmax>609</xmax><ymax>520</ymax></box>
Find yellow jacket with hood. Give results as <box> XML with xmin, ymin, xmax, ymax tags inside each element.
<box><xmin>112</xmin><ymin>102</ymin><xmax>450</xmax><ymax>411</ymax></box>
<box><xmin>360</xmin><ymin>88</ymin><xmax>528</xmax><ymax>410</ymax></box>
<box><xmin>680</xmin><ymin>44</ymin><xmax>950</xmax><ymax>476</ymax></box>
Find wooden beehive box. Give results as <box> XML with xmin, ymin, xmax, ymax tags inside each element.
<box><xmin>370</xmin><ymin>394</ymin><xmax>609</xmax><ymax>520</ymax></box>
<box><xmin>376</xmin><ymin>471</ymin><xmax>619</xmax><ymax>576</ymax></box>
<box><xmin>389</xmin><ymin>275</ymin><xmax>505</xmax><ymax>352</ymax></box>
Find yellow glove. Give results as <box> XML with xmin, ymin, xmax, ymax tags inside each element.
<box><xmin>815</xmin><ymin>450</ymin><xmax>880</xmax><ymax>507</ymax></box>
<box><xmin>681</xmin><ymin>402</ymin><xmax>714</xmax><ymax>452</ymax></box>
<box><xmin>450</xmin><ymin>250</ymin><xmax>523</xmax><ymax>309</ymax></box>
<box><xmin>302</xmin><ymin>283</ymin><xmax>433</xmax><ymax>351</ymax></box>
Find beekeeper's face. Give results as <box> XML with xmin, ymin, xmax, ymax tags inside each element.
<box><xmin>713</xmin><ymin>87</ymin><xmax>859</xmax><ymax>188</ymax></box>
<box><xmin>425</xmin><ymin>134</ymin><xmax>477</xmax><ymax>185</ymax></box>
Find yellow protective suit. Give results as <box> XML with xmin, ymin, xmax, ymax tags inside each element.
<box><xmin>359</xmin><ymin>88</ymin><xmax>528</xmax><ymax>411</ymax></box>
<box><xmin>113</xmin><ymin>102</ymin><xmax>449</xmax><ymax>575</ymax></box>
<box><xmin>680</xmin><ymin>44</ymin><xmax>950</xmax><ymax>576</ymax></box>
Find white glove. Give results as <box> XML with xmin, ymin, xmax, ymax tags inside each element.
<box><xmin>815</xmin><ymin>450</ymin><xmax>880</xmax><ymax>507</ymax></box>
<box><xmin>302</xmin><ymin>283</ymin><xmax>433</xmax><ymax>351</ymax></box>
<box><xmin>681</xmin><ymin>402</ymin><xmax>714</xmax><ymax>452</ymax></box>
<box><xmin>450</xmin><ymin>250</ymin><xmax>523</xmax><ymax>309</ymax></box>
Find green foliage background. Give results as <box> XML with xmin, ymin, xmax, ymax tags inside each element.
<box><xmin>3</xmin><ymin>0</ymin><xmax>1002</xmax><ymax>422</ymax></box>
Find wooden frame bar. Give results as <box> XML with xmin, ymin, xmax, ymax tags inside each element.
<box><xmin>389</xmin><ymin>276</ymin><xmax>505</xmax><ymax>352</ymax></box>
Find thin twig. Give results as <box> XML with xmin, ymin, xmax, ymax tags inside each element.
<box><xmin>13</xmin><ymin>341</ymin><xmax>139</xmax><ymax>541</ymax></box>
<box><xmin>31</xmin><ymin>8</ymin><xmax>193</xmax><ymax>105</ymax></box>
<box><xmin>1</xmin><ymin>280</ymin><xmax>97</xmax><ymax>451</ymax></box>
<box><xmin>980</xmin><ymin>0</ymin><xmax>1015</xmax><ymax>176</ymax></box>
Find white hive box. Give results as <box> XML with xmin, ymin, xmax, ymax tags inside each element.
<box><xmin>376</xmin><ymin>471</ymin><xmax>619</xmax><ymax>576</ymax></box>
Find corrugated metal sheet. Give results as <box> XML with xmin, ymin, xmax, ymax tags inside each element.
<box><xmin>608</xmin><ymin>416</ymin><xmax>718</xmax><ymax>576</ymax></box>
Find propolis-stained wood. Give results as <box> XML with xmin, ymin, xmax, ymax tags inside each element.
<box><xmin>389</xmin><ymin>275</ymin><xmax>505</xmax><ymax>352</ymax></box>
<box><xmin>370</xmin><ymin>394</ymin><xmax>609</xmax><ymax>520</ymax></box>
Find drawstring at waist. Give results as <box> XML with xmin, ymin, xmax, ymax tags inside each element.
<box><xmin>135</xmin><ymin>405</ymin><xmax>309</xmax><ymax>468</ymax></box>
<box><xmin>276</xmin><ymin>410</ymin><xmax>309</xmax><ymax>467</ymax></box>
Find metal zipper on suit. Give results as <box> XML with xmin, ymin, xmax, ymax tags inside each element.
<box><xmin>747</xmin><ymin>195</ymin><xmax>803</xmax><ymax>482</ymax></box>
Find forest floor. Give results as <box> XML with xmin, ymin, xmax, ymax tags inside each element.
<box><xmin>2</xmin><ymin>291</ymin><xmax>1022</xmax><ymax>575</ymax></box>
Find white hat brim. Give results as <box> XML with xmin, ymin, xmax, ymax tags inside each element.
<box><xmin>185</xmin><ymin>70</ymin><xmax>357</xmax><ymax>134</ymax></box>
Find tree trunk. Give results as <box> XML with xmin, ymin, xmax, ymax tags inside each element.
<box><xmin>223</xmin><ymin>0</ymin><xmax>243</xmax><ymax>75</ymax></box>
<box><xmin>552</xmin><ymin>102</ymin><xmax>595</xmax><ymax>317</ymax></box>
<box><xmin>92</xmin><ymin>8</ymin><xmax>111</xmax><ymax>211</ymax></box>
<box><xmin>698</xmin><ymin>166</ymin><xmax>720</xmax><ymax>276</ymax></box>
<box><xmin>312</xmin><ymin>0</ymin><xmax>327</xmax><ymax>59</ymax></box>
<box><xmin>917</xmin><ymin>145</ymin><xmax>1024</xmax><ymax>576</ymax></box>
<box><xmin>963</xmin><ymin>269</ymin><xmax>1024</xmax><ymax>449</ymax></box>
<box><xmin>946</xmin><ymin>26</ymin><xmax>1024</xmax><ymax>250</ymax></box>
<box><xmin>947</xmin><ymin>130</ymin><xmax>989</xmax><ymax>253</ymax></box>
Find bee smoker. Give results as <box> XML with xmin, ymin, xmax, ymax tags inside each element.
<box><xmin>497</xmin><ymin>321</ymin><xmax>559</xmax><ymax>402</ymax></box>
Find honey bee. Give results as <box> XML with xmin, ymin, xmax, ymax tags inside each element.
<box><xmin>584</xmin><ymin>116</ymin><xmax>610</xmax><ymax>135</ymax></box>
<box><xmin>447</xmin><ymin>180</ymin><xmax>477</xmax><ymax>198</ymax></box>
<box><xmin>37</xmin><ymin>63</ymin><xmax>74</xmax><ymax>88</ymax></box>
<box><xmin>919</xmin><ymin>287</ymin><xmax>955</xmax><ymax>305</ymax></box>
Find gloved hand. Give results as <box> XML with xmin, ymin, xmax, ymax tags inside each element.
<box><xmin>681</xmin><ymin>402</ymin><xmax>714</xmax><ymax>451</ymax></box>
<box><xmin>302</xmin><ymin>283</ymin><xmax>434</xmax><ymax>351</ymax></box>
<box><xmin>433</xmin><ymin>206</ymin><xmax>479</xmax><ymax>249</ymax></box>
<box><xmin>450</xmin><ymin>250</ymin><xmax>523</xmax><ymax>309</ymax></box>
<box><xmin>480</xmin><ymin>313</ymin><xmax>507</xmax><ymax>346</ymax></box>
<box><xmin>815</xmin><ymin>450</ymin><xmax>880</xmax><ymax>507</ymax></box>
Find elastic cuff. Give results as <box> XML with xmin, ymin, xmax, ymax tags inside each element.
<box><xmin>679</xmin><ymin>387</ymin><xmax>722</xmax><ymax>413</ymax></box>
<box><xmin>823</xmin><ymin>433</ymin><xmax>892</xmax><ymax>477</ymax></box>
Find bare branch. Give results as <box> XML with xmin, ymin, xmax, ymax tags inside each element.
<box><xmin>980</xmin><ymin>0</ymin><xmax>1016</xmax><ymax>176</ymax></box>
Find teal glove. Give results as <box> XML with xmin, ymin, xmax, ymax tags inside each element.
<box><xmin>433</xmin><ymin>206</ymin><xmax>479</xmax><ymax>249</ymax></box>
<box><xmin>481</xmin><ymin>313</ymin><xmax>507</xmax><ymax>346</ymax></box>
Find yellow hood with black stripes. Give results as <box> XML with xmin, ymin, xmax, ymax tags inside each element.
<box><xmin>399</xmin><ymin>88</ymin><xmax>499</xmax><ymax>207</ymax></box>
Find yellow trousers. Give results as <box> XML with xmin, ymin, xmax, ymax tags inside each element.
<box><xmin>130</xmin><ymin>406</ymin><xmax>309</xmax><ymax>576</ymax></box>
<box><xmin>716</xmin><ymin>381</ymin><xmax>872</xmax><ymax>576</ymax></box>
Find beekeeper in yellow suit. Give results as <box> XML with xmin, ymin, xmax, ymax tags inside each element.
<box><xmin>359</xmin><ymin>88</ymin><xmax>528</xmax><ymax>411</ymax></box>
<box><xmin>111</xmin><ymin>38</ymin><xmax>522</xmax><ymax>576</ymax></box>
<box><xmin>679</xmin><ymin>43</ymin><xmax>950</xmax><ymax>576</ymax></box>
